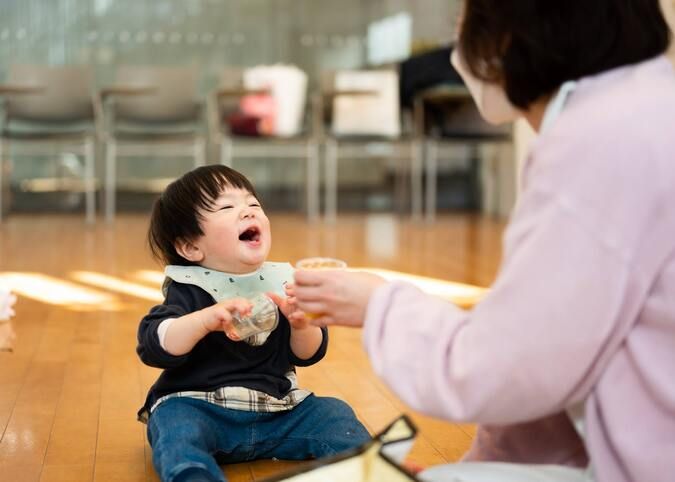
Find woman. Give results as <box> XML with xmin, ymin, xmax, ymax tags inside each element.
<box><xmin>290</xmin><ymin>1</ymin><xmax>675</xmax><ymax>481</ymax></box>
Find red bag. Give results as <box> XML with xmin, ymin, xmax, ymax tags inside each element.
<box><xmin>227</xmin><ymin>112</ymin><xmax>262</xmax><ymax>137</ymax></box>
<box><xmin>225</xmin><ymin>93</ymin><xmax>276</xmax><ymax>137</ymax></box>
<box><xmin>240</xmin><ymin>92</ymin><xmax>275</xmax><ymax>135</ymax></box>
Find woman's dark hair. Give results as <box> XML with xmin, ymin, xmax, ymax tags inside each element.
<box><xmin>148</xmin><ymin>165</ymin><xmax>259</xmax><ymax>266</ymax></box>
<box><xmin>459</xmin><ymin>0</ymin><xmax>671</xmax><ymax>109</ymax></box>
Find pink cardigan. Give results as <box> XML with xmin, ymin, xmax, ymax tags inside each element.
<box><xmin>363</xmin><ymin>56</ymin><xmax>675</xmax><ymax>482</ymax></box>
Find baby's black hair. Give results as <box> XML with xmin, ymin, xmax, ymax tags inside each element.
<box><xmin>148</xmin><ymin>165</ymin><xmax>259</xmax><ymax>266</ymax></box>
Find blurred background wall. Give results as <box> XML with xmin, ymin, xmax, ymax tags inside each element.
<box><xmin>2</xmin><ymin>0</ymin><xmax>672</xmax><ymax>217</ymax></box>
<box><xmin>0</xmin><ymin>0</ymin><xmax>459</xmax><ymax>81</ymax></box>
<box><xmin>0</xmin><ymin>0</ymin><xmax>474</xmax><ymax>215</ymax></box>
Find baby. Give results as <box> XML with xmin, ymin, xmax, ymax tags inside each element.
<box><xmin>137</xmin><ymin>165</ymin><xmax>369</xmax><ymax>482</ymax></box>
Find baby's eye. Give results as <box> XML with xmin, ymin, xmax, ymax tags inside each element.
<box><xmin>220</xmin><ymin>205</ymin><xmax>234</xmax><ymax>210</ymax></box>
<box><xmin>249</xmin><ymin>203</ymin><xmax>261</xmax><ymax>208</ymax></box>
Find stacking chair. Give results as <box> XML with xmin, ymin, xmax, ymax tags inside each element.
<box><xmin>0</xmin><ymin>65</ymin><xmax>101</xmax><ymax>223</ymax></box>
<box><xmin>102</xmin><ymin>66</ymin><xmax>206</xmax><ymax>222</ymax></box>
<box><xmin>413</xmin><ymin>84</ymin><xmax>513</xmax><ymax>222</ymax></box>
<box><xmin>208</xmin><ymin>67</ymin><xmax>320</xmax><ymax>221</ymax></box>
<box><xmin>319</xmin><ymin>69</ymin><xmax>423</xmax><ymax>223</ymax></box>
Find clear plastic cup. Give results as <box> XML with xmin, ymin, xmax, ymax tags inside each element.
<box><xmin>231</xmin><ymin>293</ymin><xmax>279</xmax><ymax>339</ymax></box>
<box><xmin>294</xmin><ymin>257</ymin><xmax>347</xmax><ymax>319</ymax></box>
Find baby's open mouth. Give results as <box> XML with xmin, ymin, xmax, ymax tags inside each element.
<box><xmin>239</xmin><ymin>227</ymin><xmax>261</xmax><ymax>243</ymax></box>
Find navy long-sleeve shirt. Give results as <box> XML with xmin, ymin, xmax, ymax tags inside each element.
<box><xmin>137</xmin><ymin>280</ymin><xmax>328</xmax><ymax>416</ymax></box>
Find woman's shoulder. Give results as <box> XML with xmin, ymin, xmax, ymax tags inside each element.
<box><xmin>529</xmin><ymin>58</ymin><xmax>675</xmax><ymax>184</ymax></box>
<box><xmin>517</xmin><ymin>59</ymin><xmax>675</xmax><ymax>249</ymax></box>
<box><xmin>559</xmin><ymin>56</ymin><xmax>675</xmax><ymax>144</ymax></box>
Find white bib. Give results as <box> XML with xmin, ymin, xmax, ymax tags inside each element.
<box><xmin>163</xmin><ymin>262</ymin><xmax>295</xmax><ymax>346</ymax></box>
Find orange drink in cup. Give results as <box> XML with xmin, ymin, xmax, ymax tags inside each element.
<box><xmin>294</xmin><ymin>257</ymin><xmax>347</xmax><ymax>320</ymax></box>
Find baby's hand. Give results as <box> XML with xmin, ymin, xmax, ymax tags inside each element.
<box><xmin>203</xmin><ymin>298</ymin><xmax>252</xmax><ymax>341</ymax></box>
<box><xmin>268</xmin><ymin>285</ymin><xmax>311</xmax><ymax>331</ymax></box>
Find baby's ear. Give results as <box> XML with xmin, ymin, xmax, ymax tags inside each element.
<box><xmin>174</xmin><ymin>238</ymin><xmax>204</xmax><ymax>263</ymax></box>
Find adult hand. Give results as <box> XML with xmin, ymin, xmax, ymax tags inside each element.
<box><xmin>291</xmin><ymin>270</ymin><xmax>387</xmax><ymax>327</ymax></box>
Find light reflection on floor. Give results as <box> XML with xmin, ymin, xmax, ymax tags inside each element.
<box><xmin>356</xmin><ymin>268</ymin><xmax>486</xmax><ymax>308</ymax></box>
<box><xmin>0</xmin><ymin>269</ymin><xmax>486</xmax><ymax>311</ymax></box>
<box><xmin>132</xmin><ymin>269</ymin><xmax>166</xmax><ymax>287</ymax></box>
<box><xmin>0</xmin><ymin>272</ymin><xmax>120</xmax><ymax>311</ymax></box>
<box><xmin>70</xmin><ymin>271</ymin><xmax>163</xmax><ymax>301</ymax></box>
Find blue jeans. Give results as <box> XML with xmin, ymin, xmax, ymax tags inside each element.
<box><xmin>147</xmin><ymin>395</ymin><xmax>371</xmax><ymax>482</ymax></box>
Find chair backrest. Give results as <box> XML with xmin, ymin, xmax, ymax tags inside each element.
<box><xmin>241</xmin><ymin>65</ymin><xmax>308</xmax><ymax>137</ymax></box>
<box><xmin>320</xmin><ymin>70</ymin><xmax>337</xmax><ymax>94</ymax></box>
<box><xmin>330</xmin><ymin>69</ymin><xmax>401</xmax><ymax>138</ymax></box>
<box><xmin>113</xmin><ymin>66</ymin><xmax>199</xmax><ymax>123</ymax></box>
<box><xmin>5</xmin><ymin>65</ymin><xmax>94</xmax><ymax>123</ymax></box>
<box><xmin>219</xmin><ymin>67</ymin><xmax>245</xmax><ymax>90</ymax></box>
<box><xmin>216</xmin><ymin>67</ymin><xmax>246</xmax><ymax>114</ymax></box>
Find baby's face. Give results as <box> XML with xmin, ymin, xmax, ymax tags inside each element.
<box><xmin>193</xmin><ymin>187</ymin><xmax>271</xmax><ymax>274</ymax></box>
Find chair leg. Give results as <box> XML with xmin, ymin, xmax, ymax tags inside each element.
<box><xmin>410</xmin><ymin>140</ymin><xmax>423</xmax><ymax>222</ymax></box>
<box><xmin>105</xmin><ymin>141</ymin><xmax>116</xmax><ymax>223</ymax></box>
<box><xmin>425</xmin><ymin>140</ymin><xmax>438</xmax><ymax>223</ymax></box>
<box><xmin>482</xmin><ymin>143</ymin><xmax>498</xmax><ymax>216</ymax></box>
<box><xmin>0</xmin><ymin>138</ymin><xmax>12</xmax><ymax>223</ymax></box>
<box><xmin>325</xmin><ymin>138</ymin><xmax>338</xmax><ymax>223</ymax></box>
<box><xmin>306</xmin><ymin>142</ymin><xmax>319</xmax><ymax>222</ymax></box>
<box><xmin>220</xmin><ymin>138</ymin><xmax>233</xmax><ymax>167</ymax></box>
<box><xmin>0</xmin><ymin>139</ymin><xmax>4</xmax><ymax>223</ymax></box>
<box><xmin>494</xmin><ymin>142</ymin><xmax>510</xmax><ymax>216</ymax></box>
<box><xmin>469</xmin><ymin>145</ymin><xmax>482</xmax><ymax>211</ymax></box>
<box><xmin>486</xmin><ymin>141</ymin><xmax>509</xmax><ymax>217</ymax></box>
<box><xmin>84</xmin><ymin>136</ymin><xmax>96</xmax><ymax>224</ymax></box>
<box><xmin>194</xmin><ymin>137</ymin><xmax>206</xmax><ymax>168</ymax></box>
<box><xmin>393</xmin><ymin>154</ymin><xmax>405</xmax><ymax>215</ymax></box>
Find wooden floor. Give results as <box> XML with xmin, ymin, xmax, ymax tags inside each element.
<box><xmin>0</xmin><ymin>212</ymin><xmax>505</xmax><ymax>482</ymax></box>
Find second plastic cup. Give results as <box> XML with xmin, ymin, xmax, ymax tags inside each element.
<box><xmin>294</xmin><ymin>257</ymin><xmax>347</xmax><ymax>320</ymax></box>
